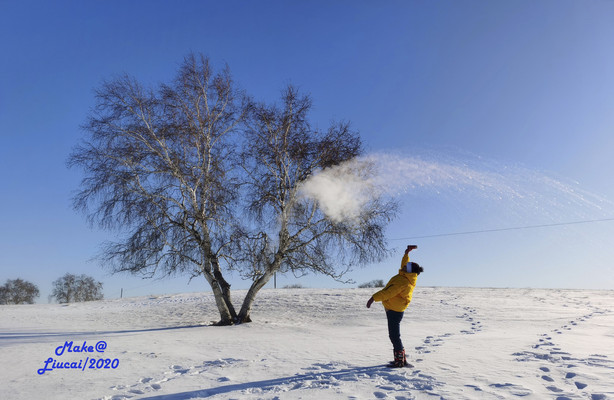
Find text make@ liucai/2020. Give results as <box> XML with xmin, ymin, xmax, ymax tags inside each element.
<box><xmin>37</xmin><ymin>340</ymin><xmax>119</xmax><ymax>375</ymax></box>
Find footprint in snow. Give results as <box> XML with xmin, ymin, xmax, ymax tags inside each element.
<box><xmin>488</xmin><ymin>383</ymin><xmax>532</xmax><ymax>397</ymax></box>
<box><xmin>171</xmin><ymin>365</ymin><xmax>189</xmax><ymax>374</ymax></box>
<box><xmin>546</xmin><ymin>385</ymin><xmax>564</xmax><ymax>393</ymax></box>
<box><xmin>464</xmin><ymin>384</ymin><xmax>482</xmax><ymax>392</ymax></box>
<box><xmin>574</xmin><ymin>382</ymin><xmax>588</xmax><ymax>389</ymax></box>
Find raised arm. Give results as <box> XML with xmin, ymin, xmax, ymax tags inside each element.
<box><xmin>401</xmin><ymin>245</ymin><xmax>417</xmax><ymax>268</ymax></box>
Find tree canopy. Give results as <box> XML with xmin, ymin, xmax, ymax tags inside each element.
<box><xmin>0</xmin><ymin>279</ymin><xmax>40</xmax><ymax>304</ymax></box>
<box><xmin>50</xmin><ymin>273</ymin><xmax>104</xmax><ymax>303</ymax></box>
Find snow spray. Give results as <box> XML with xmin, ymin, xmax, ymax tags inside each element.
<box><xmin>298</xmin><ymin>152</ymin><xmax>612</xmax><ymax>225</ymax></box>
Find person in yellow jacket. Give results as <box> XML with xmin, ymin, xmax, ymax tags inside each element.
<box><xmin>367</xmin><ymin>245</ymin><xmax>423</xmax><ymax>367</ymax></box>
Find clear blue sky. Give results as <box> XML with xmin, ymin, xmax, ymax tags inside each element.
<box><xmin>2</xmin><ymin>0</ymin><xmax>613</xmax><ymax>302</ymax></box>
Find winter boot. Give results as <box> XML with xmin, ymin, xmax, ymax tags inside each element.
<box><xmin>389</xmin><ymin>349</ymin><xmax>407</xmax><ymax>368</ymax></box>
<box><xmin>402</xmin><ymin>349</ymin><xmax>413</xmax><ymax>367</ymax></box>
<box><xmin>388</xmin><ymin>349</ymin><xmax>412</xmax><ymax>368</ymax></box>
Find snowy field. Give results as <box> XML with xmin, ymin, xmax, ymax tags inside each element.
<box><xmin>1</xmin><ymin>287</ymin><xmax>613</xmax><ymax>400</ymax></box>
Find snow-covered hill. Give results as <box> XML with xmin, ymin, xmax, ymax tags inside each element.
<box><xmin>1</xmin><ymin>287</ymin><xmax>613</xmax><ymax>399</ymax></box>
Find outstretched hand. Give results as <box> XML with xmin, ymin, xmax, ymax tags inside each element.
<box><xmin>406</xmin><ymin>245</ymin><xmax>418</xmax><ymax>253</ymax></box>
<box><xmin>366</xmin><ymin>297</ymin><xmax>374</xmax><ymax>308</ymax></box>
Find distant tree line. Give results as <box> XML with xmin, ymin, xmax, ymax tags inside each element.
<box><xmin>0</xmin><ymin>274</ymin><xmax>103</xmax><ymax>305</ymax></box>
<box><xmin>283</xmin><ymin>284</ymin><xmax>305</xmax><ymax>289</ymax></box>
<box><xmin>358</xmin><ymin>279</ymin><xmax>385</xmax><ymax>288</ymax></box>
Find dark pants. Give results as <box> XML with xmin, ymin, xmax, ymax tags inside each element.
<box><xmin>386</xmin><ymin>309</ymin><xmax>404</xmax><ymax>351</ymax></box>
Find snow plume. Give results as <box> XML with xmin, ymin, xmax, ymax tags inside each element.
<box><xmin>298</xmin><ymin>158</ymin><xmax>382</xmax><ymax>223</ymax></box>
<box><xmin>298</xmin><ymin>152</ymin><xmax>612</xmax><ymax>224</ymax></box>
<box><xmin>298</xmin><ymin>153</ymin><xmax>495</xmax><ymax>223</ymax></box>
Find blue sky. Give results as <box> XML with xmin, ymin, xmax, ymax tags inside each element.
<box><xmin>1</xmin><ymin>0</ymin><xmax>613</xmax><ymax>302</ymax></box>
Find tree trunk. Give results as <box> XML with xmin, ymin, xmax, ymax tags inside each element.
<box><xmin>200</xmin><ymin>237</ymin><xmax>238</xmax><ymax>325</ymax></box>
<box><xmin>236</xmin><ymin>218</ymin><xmax>290</xmax><ymax>323</ymax></box>
<box><xmin>237</xmin><ymin>272</ymin><xmax>272</xmax><ymax>323</ymax></box>
<box><xmin>202</xmin><ymin>266</ymin><xmax>236</xmax><ymax>325</ymax></box>
<box><xmin>212</xmin><ymin>258</ymin><xmax>237</xmax><ymax>321</ymax></box>
<box><xmin>237</xmin><ymin>260</ymin><xmax>280</xmax><ymax>323</ymax></box>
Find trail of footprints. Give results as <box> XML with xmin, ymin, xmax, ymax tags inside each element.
<box><xmin>413</xmin><ymin>292</ymin><xmax>612</xmax><ymax>400</ymax></box>
<box><xmin>513</xmin><ymin>305</ymin><xmax>612</xmax><ymax>400</ymax></box>
<box><xmin>414</xmin><ymin>297</ymin><xmax>483</xmax><ymax>359</ymax></box>
<box><xmin>458</xmin><ymin>306</ymin><xmax>483</xmax><ymax>335</ymax></box>
<box><xmin>408</xmin><ymin>294</ymin><xmax>485</xmax><ymax>399</ymax></box>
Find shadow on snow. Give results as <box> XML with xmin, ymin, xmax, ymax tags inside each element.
<box><xmin>139</xmin><ymin>365</ymin><xmax>394</xmax><ymax>400</ymax></box>
<box><xmin>0</xmin><ymin>325</ymin><xmax>206</xmax><ymax>345</ymax></box>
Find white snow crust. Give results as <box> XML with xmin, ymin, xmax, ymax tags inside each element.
<box><xmin>1</xmin><ymin>287</ymin><xmax>613</xmax><ymax>399</ymax></box>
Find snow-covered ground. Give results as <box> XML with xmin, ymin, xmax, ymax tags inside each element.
<box><xmin>1</xmin><ymin>287</ymin><xmax>613</xmax><ymax>400</ymax></box>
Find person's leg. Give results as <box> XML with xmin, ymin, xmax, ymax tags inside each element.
<box><xmin>386</xmin><ymin>310</ymin><xmax>407</xmax><ymax>367</ymax></box>
<box><xmin>386</xmin><ymin>310</ymin><xmax>404</xmax><ymax>351</ymax></box>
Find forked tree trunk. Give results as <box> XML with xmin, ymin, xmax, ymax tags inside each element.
<box><xmin>200</xmin><ymin>237</ymin><xmax>238</xmax><ymax>325</ymax></box>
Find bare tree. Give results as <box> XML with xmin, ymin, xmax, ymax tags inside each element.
<box><xmin>0</xmin><ymin>279</ymin><xmax>40</xmax><ymax>304</ymax></box>
<box><xmin>231</xmin><ymin>86</ymin><xmax>398</xmax><ymax>322</ymax></box>
<box><xmin>49</xmin><ymin>273</ymin><xmax>103</xmax><ymax>303</ymax></box>
<box><xmin>358</xmin><ymin>279</ymin><xmax>385</xmax><ymax>288</ymax></box>
<box><xmin>73</xmin><ymin>275</ymin><xmax>104</xmax><ymax>302</ymax></box>
<box><xmin>69</xmin><ymin>53</ymin><xmax>250</xmax><ymax>324</ymax></box>
<box><xmin>70</xmin><ymin>54</ymin><xmax>396</xmax><ymax>324</ymax></box>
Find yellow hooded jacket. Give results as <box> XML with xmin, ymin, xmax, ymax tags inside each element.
<box><xmin>372</xmin><ymin>254</ymin><xmax>418</xmax><ymax>312</ymax></box>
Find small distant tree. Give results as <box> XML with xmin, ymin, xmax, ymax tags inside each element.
<box><xmin>50</xmin><ymin>273</ymin><xmax>103</xmax><ymax>303</ymax></box>
<box><xmin>358</xmin><ymin>279</ymin><xmax>385</xmax><ymax>288</ymax></box>
<box><xmin>0</xmin><ymin>279</ymin><xmax>40</xmax><ymax>304</ymax></box>
<box><xmin>283</xmin><ymin>284</ymin><xmax>305</xmax><ymax>289</ymax></box>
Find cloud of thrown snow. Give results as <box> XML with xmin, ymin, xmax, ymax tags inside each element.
<box><xmin>298</xmin><ymin>151</ymin><xmax>609</xmax><ymax>224</ymax></box>
<box><xmin>298</xmin><ymin>158</ymin><xmax>381</xmax><ymax>223</ymax></box>
<box><xmin>297</xmin><ymin>153</ymin><xmax>495</xmax><ymax>223</ymax></box>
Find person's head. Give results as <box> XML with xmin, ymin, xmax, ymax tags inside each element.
<box><xmin>406</xmin><ymin>262</ymin><xmax>424</xmax><ymax>275</ymax></box>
